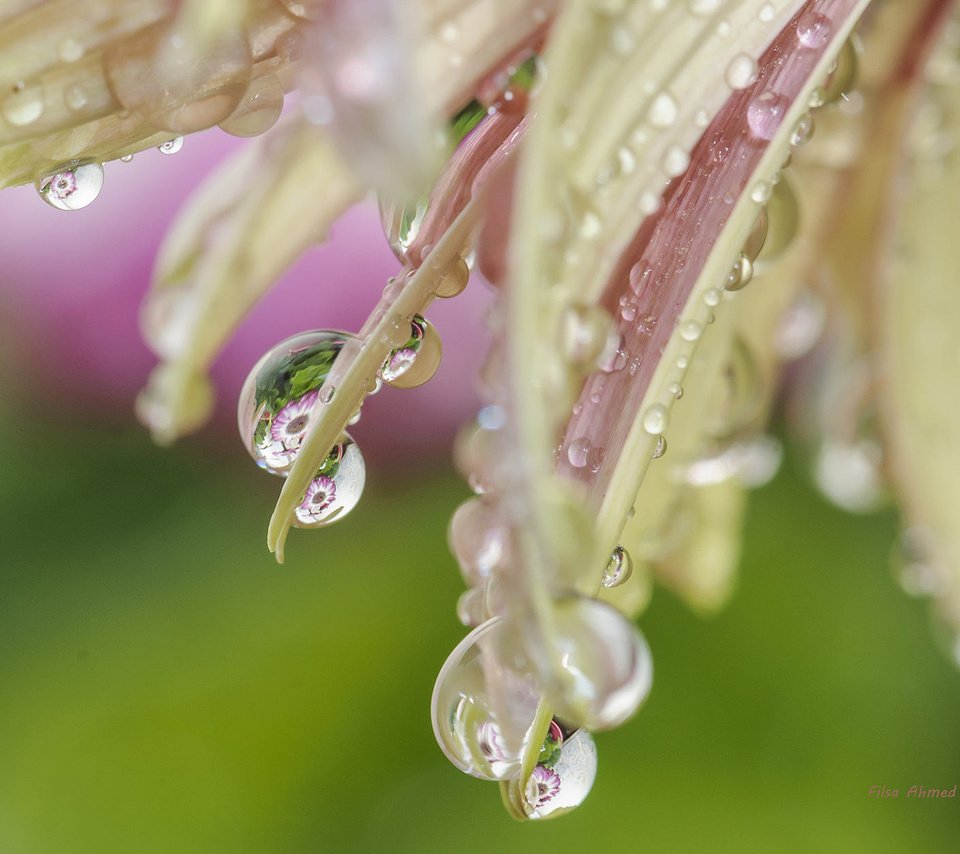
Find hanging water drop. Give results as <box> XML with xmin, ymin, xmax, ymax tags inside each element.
<box><xmin>158</xmin><ymin>137</ymin><xmax>184</xmax><ymax>155</ymax></box>
<box><xmin>380</xmin><ymin>315</ymin><xmax>442</xmax><ymax>388</ymax></box>
<box><xmin>790</xmin><ymin>113</ymin><xmax>815</xmax><ymax>147</ymax></box>
<box><xmin>292</xmin><ymin>434</ymin><xmax>366</xmax><ymax>528</ymax></box>
<box><xmin>543</xmin><ymin>595</ymin><xmax>654</xmax><ymax>730</ymax></box>
<box><xmin>449</xmin><ymin>498</ymin><xmax>508</xmax><ymax>585</ymax></box>
<box><xmin>523</xmin><ymin>726</ymin><xmax>598</xmax><ymax>820</ymax></box>
<box><xmin>35</xmin><ymin>162</ymin><xmax>103</xmax><ymax>211</ymax></box>
<box><xmin>431</xmin><ymin>618</ymin><xmax>539</xmax><ymax>782</ymax></box>
<box><xmin>237</xmin><ymin>329</ymin><xmax>359</xmax><ymax>475</ymax></box>
<box><xmin>796</xmin><ymin>11</ymin><xmax>832</xmax><ymax>49</ymax></box>
<box><xmin>602</xmin><ymin>546</ymin><xmax>633</xmax><ymax>588</ymax></box>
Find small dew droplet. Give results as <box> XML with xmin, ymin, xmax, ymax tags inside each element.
<box><xmin>642</xmin><ymin>404</ymin><xmax>668</xmax><ymax>435</ymax></box>
<box><xmin>726</xmin><ymin>54</ymin><xmax>758</xmax><ymax>90</ymax></box>
<box><xmin>602</xmin><ymin>546</ymin><xmax>633</xmax><ymax>588</ymax></box>
<box><xmin>158</xmin><ymin>137</ymin><xmax>184</xmax><ymax>155</ymax></box>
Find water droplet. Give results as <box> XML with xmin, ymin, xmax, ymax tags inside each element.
<box><xmin>668</xmin><ymin>381</ymin><xmax>684</xmax><ymax>399</ymax></box>
<box><xmin>237</xmin><ymin>329</ymin><xmax>359</xmax><ymax>475</ymax></box>
<box><xmin>725</xmin><ymin>254</ymin><xmax>754</xmax><ymax>292</ymax></box>
<box><xmin>58</xmin><ymin>37</ymin><xmax>84</xmax><ymax>63</ymax></box>
<box><xmin>523</xmin><ymin>726</ymin><xmax>598</xmax><ymax>819</ymax></box>
<box><xmin>2</xmin><ymin>84</ymin><xmax>43</xmax><ymax>126</ymax></box>
<box><xmin>64</xmin><ymin>84</ymin><xmax>87</xmax><ymax>111</ymax></box>
<box><xmin>652</xmin><ymin>434</ymin><xmax>668</xmax><ymax>459</ymax></box>
<box><xmin>726</xmin><ymin>54</ymin><xmax>758</xmax><ymax>90</ymax></box>
<box><xmin>796</xmin><ymin>12</ymin><xmax>831</xmax><ymax>49</ymax></box>
<box><xmin>747</xmin><ymin>91</ymin><xmax>790</xmax><ymax>141</ymax></box>
<box><xmin>642</xmin><ymin>404</ymin><xmax>669</xmax><ymax>435</ymax></box>
<box><xmin>278</xmin><ymin>0</ymin><xmax>325</xmax><ymax>18</ymax></box>
<box><xmin>751</xmin><ymin>180</ymin><xmax>772</xmax><ymax>203</ymax></box>
<box><xmin>449</xmin><ymin>498</ymin><xmax>508</xmax><ymax>585</ymax></box>
<box><xmin>436</xmin><ymin>255</ymin><xmax>470</xmax><ymax>298</ymax></box>
<box><xmin>120</xmin><ymin>154</ymin><xmax>134</xmax><ymax>163</ymax></box>
<box><xmin>219</xmin><ymin>75</ymin><xmax>285</xmax><ymax>137</ymax></box>
<box><xmin>679</xmin><ymin>320</ymin><xmax>703</xmax><ymax>342</ymax></box>
<box><xmin>35</xmin><ymin>162</ymin><xmax>103</xmax><ymax>211</ymax></box>
<box><xmin>432</xmin><ymin>618</ymin><xmax>539</xmax><ymax>781</ymax></box>
<box><xmin>758</xmin><ymin>3</ymin><xmax>775</xmax><ymax>23</ymax></box>
<box><xmin>319</xmin><ymin>386</ymin><xmax>335</xmax><ymax>404</ymax></box>
<box><xmin>543</xmin><ymin>595</ymin><xmax>654</xmax><ymax>730</ymax></box>
<box><xmin>380</xmin><ymin>315</ymin><xmax>442</xmax><ymax>388</ymax></box>
<box><xmin>703</xmin><ymin>288</ymin><xmax>721</xmax><ymax>307</ymax></box>
<box><xmin>158</xmin><ymin>137</ymin><xmax>184</xmax><ymax>155</ymax></box>
<box><xmin>663</xmin><ymin>145</ymin><xmax>690</xmax><ymax>177</ymax></box>
<box><xmin>561</xmin><ymin>304</ymin><xmax>611</xmax><ymax>369</ymax></box>
<box><xmin>647</xmin><ymin>91</ymin><xmax>677</xmax><ymax>128</ymax></box>
<box><xmin>600</xmin><ymin>335</ymin><xmax>628</xmax><ymax>373</ymax></box>
<box><xmin>808</xmin><ymin>87</ymin><xmax>826</xmax><ymax>108</ymax></box>
<box><xmin>566</xmin><ymin>437</ymin><xmax>605</xmax><ymax>472</ymax></box>
<box><xmin>790</xmin><ymin>113</ymin><xmax>815</xmax><ymax>147</ymax></box>
<box><xmin>293</xmin><ymin>434</ymin><xmax>366</xmax><ymax>528</ymax></box>
<box><xmin>638</xmin><ymin>191</ymin><xmax>661</xmax><ymax>215</ymax></box>
<box><xmin>602</xmin><ymin>546</ymin><xmax>633</xmax><ymax>588</ymax></box>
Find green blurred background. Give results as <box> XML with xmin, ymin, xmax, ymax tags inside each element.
<box><xmin>1</xmin><ymin>416</ymin><xmax>958</xmax><ymax>853</ymax></box>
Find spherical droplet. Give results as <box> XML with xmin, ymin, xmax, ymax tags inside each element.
<box><xmin>747</xmin><ymin>91</ymin><xmax>790</xmax><ymax>141</ymax></box>
<box><xmin>724</xmin><ymin>253</ymin><xmax>754</xmax><ymax>292</ymax></box>
<box><xmin>726</xmin><ymin>54</ymin><xmax>758</xmax><ymax>90</ymax></box>
<box><xmin>663</xmin><ymin>145</ymin><xmax>690</xmax><ymax>177</ymax></box>
<box><xmin>642</xmin><ymin>404</ymin><xmax>669</xmax><ymax>435</ymax></box>
<box><xmin>567</xmin><ymin>437</ymin><xmax>604</xmax><ymax>472</ymax></box>
<box><xmin>35</xmin><ymin>162</ymin><xmax>103</xmax><ymax>211</ymax></box>
<box><xmin>380</xmin><ymin>315</ymin><xmax>442</xmax><ymax>388</ymax></box>
<box><xmin>435</xmin><ymin>255</ymin><xmax>470</xmax><ymax>298</ymax></box>
<box><xmin>544</xmin><ymin>595</ymin><xmax>654</xmax><ymax>730</ymax></box>
<box><xmin>523</xmin><ymin>728</ymin><xmax>598</xmax><ymax>819</ymax></box>
<box><xmin>750</xmin><ymin>180</ymin><xmax>772</xmax><ymax>204</ymax></box>
<box><xmin>157</xmin><ymin>137</ymin><xmax>184</xmax><ymax>155</ymax></box>
<box><xmin>58</xmin><ymin>37</ymin><xmax>84</xmax><ymax>63</ymax></box>
<box><xmin>602</xmin><ymin>546</ymin><xmax>633</xmax><ymax>588</ymax></box>
<box><xmin>238</xmin><ymin>329</ymin><xmax>359</xmax><ymax>475</ymax></box>
<box><xmin>292</xmin><ymin>434</ymin><xmax>366</xmax><ymax>528</ymax></box>
<box><xmin>432</xmin><ymin>618</ymin><xmax>539</xmax><ymax>781</ymax></box>
<box><xmin>561</xmin><ymin>304</ymin><xmax>612</xmax><ymax>370</ymax></box>
<box><xmin>679</xmin><ymin>320</ymin><xmax>703</xmax><ymax>342</ymax></box>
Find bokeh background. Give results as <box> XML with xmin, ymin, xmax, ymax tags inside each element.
<box><xmin>0</xmin><ymin>130</ymin><xmax>958</xmax><ymax>854</ymax></box>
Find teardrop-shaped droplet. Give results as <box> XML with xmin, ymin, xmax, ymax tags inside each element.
<box><xmin>523</xmin><ymin>726</ymin><xmax>598</xmax><ymax>820</ymax></box>
<box><xmin>543</xmin><ymin>595</ymin><xmax>653</xmax><ymax>731</ymax></box>
<box><xmin>379</xmin><ymin>196</ymin><xmax>430</xmax><ymax>264</ymax></box>
<box><xmin>238</xmin><ymin>330</ymin><xmax>359</xmax><ymax>475</ymax></box>
<box><xmin>747</xmin><ymin>91</ymin><xmax>790</xmax><ymax>141</ymax></box>
<box><xmin>431</xmin><ymin>618</ymin><xmax>539</xmax><ymax>781</ymax></box>
<box><xmin>36</xmin><ymin>162</ymin><xmax>103</xmax><ymax>211</ymax></box>
<box><xmin>380</xmin><ymin>315</ymin><xmax>442</xmax><ymax>388</ymax></box>
<box><xmin>435</xmin><ymin>255</ymin><xmax>470</xmax><ymax>298</ymax></box>
<box><xmin>602</xmin><ymin>546</ymin><xmax>633</xmax><ymax>588</ymax></box>
<box><xmin>292</xmin><ymin>433</ymin><xmax>366</xmax><ymax>528</ymax></box>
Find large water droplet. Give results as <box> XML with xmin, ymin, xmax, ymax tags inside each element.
<box><xmin>747</xmin><ymin>91</ymin><xmax>790</xmax><ymax>141</ymax></box>
<box><xmin>293</xmin><ymin>434</ymin><xmax>366</xmax><ymax>528</ymax></box>
<box><xmin>238</xmin><ymin>330</ymin><xmax>359</xmax><ymax>475</ymax></box>
<box><xmin>36</xmin><ymin>162</ymin><xmax>104</xmax><ymax>211</ymax></box>
<box><xmin>432</xmin><ymin>618</ymin><xmax>539</xmax><ymax>781</ymax></box>
<box><xmin>543</xmin><ymin>595</ymin><xmax>653</xmax><ymax>730</ymax></box>
<box><xmin>523</xmin><ymin>726</ymin><xmax>598</xmax><ymax>819</ymax></box>
<box><xmin>602</xmin><ymin>546</ymin><xmax>633</xmax><ymax>588</ymax></box>
<box><xmin>380</xmin><ymin>315</ymin><xmax>442</xmax><ymax>388</ymax></box>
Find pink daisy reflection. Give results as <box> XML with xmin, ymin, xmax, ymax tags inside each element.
<box><xmin>382</xmin><ymin>347</ymin><xmax>417</xmax><ymax>382</ymax></box>
<box><xmin>269</xmin><ymin>390</ymin><xmax>319</xmax><ymax>452</ymax></box>
<box><xmin>527</xmin><ymin>765</ymin><xmax>562</xmax><ymax>809</ymax></box>
<box><xmin>476</xmin><ymin>720</ymin><xmax>510</xmax><ymax>766</ymax></box>
<box><xmin>296</xmin><ymin>474</ymin><xmax>338</xmax><ymax>525</ymax></box>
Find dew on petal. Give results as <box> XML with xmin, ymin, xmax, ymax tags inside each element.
<box><xmin>543</xmin><ymin>595</ymin><xmax>653</xmax><ymax>730</ymax></box>
<box><xmin>725</xmin><ymin>53</ymin><xmax>758</xmax><ymax>90</ymax></box>
<box><xmin>747</xmin><ymin>91</ymin><xmax>790</xmax><ymax>141</ymax></box>
<box><xmin>292</xmin><ymin>434</ymin><xmax>366</xmax><ymax>528</ymax></box>
<box><xmin>523</xmin><ymin>729</ymin><xmax>598</xmax><ymax>819</ymax></box>
<box><xmin>431</xmin><ymin>618</ymin><xmax>539</xmax><ymax>782</ymax></box>
<box><xmin>238</xmin><ymin>329</ymin><xmax>359</xmax><ymax>475</ymax></box>
<box><xmin>36</xmin><ymin>162</ymin><xmax>104</xmax><ymax>211</ymax></box>
<box><xmin>157</xmin><ymin>137</ymin><xmax>184</xmax><ymax>155</ymax></box>
<box><xmin>380</xmin><ymin>315</ymin><xmax>442</xmax><ymax>388</ymax></box>
<box><xmin>602</xmin><ymin>546</ymin><xmax>633</xmax><ymax>588</ymax></box>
